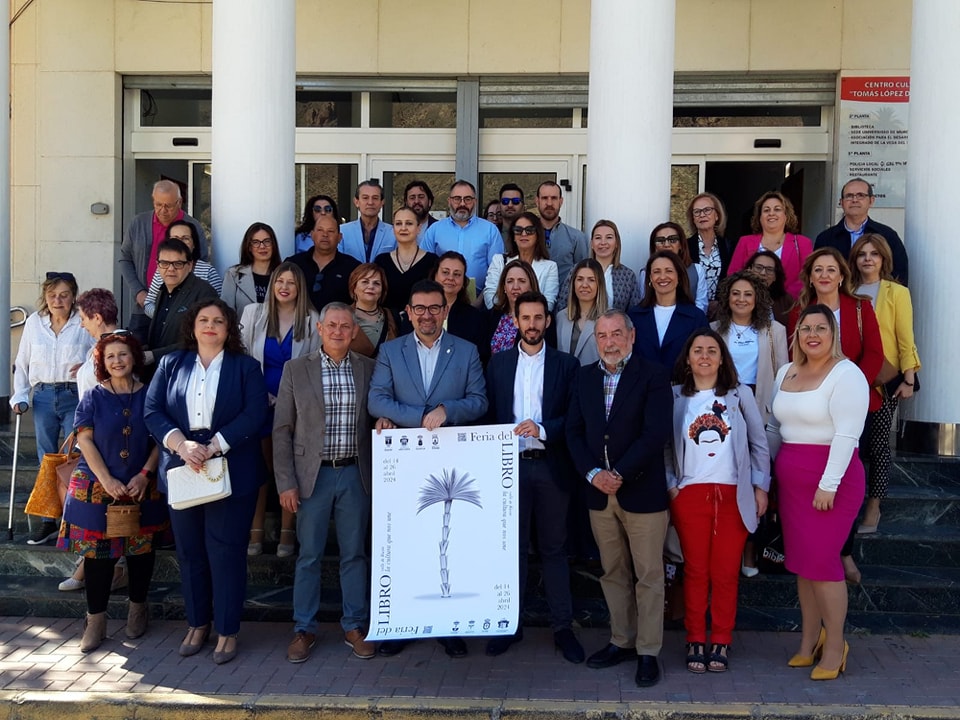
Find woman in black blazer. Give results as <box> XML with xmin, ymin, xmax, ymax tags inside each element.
<box><xmin>145</xmin><ymin>299</ymin><xmax>267</xmax><ymax>665</ymax></box>
<box><xmin>423</xmin><ymin>251</ymin><xmax>490</xmax><ymax>363</ymax></box>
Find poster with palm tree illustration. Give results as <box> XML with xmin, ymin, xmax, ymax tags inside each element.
<box><xmin>370</xmin><ymin>424</ymin><xmax>519</xmax><ymax>641</ymax></box>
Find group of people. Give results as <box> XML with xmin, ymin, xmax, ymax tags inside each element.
<box><xmin>10</xmin><ymin>174</ymin><xmax>919</xmax><ymax>686</ymax></box>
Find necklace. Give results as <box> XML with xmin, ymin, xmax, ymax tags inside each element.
<box><xmin>355</xmin><ymin>305</ymin><xmax>381</xmax><ymax>318</ymax></box>
<box><xmin>395</xmin><ymin>247</ymin><xmax>420</xmax><ymax>273</ymax></box>
<box><xmin>107</xmin><ymin>378</ymin><xmax>135</xmax><ymax>461</ymax></box>
<box><xmin>731</xmin><ymin>322</ymin><xmax>755</xmax><ymax>342</ymax></box>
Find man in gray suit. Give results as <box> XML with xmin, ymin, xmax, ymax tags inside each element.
<box><xmin>273</xmin><ymin>302</ymin><xmax>377</xmax><ymax>664</ymax></box>
<box><xmin>368</xmin><ymin>278</ymin><xmax>488</xmax><ymax>657</ymax></box>
<box><xmin>536</xmin><ymin>181</ymin><xmax>589</xmax><ymax>287</ymax></box>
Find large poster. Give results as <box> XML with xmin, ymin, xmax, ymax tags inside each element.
<box><xmin>838</xmin><ymin>76</ymin><xmax>909</xmax><ymax>207</ymax></box>
<box><xmin>370</xmin><ymin>424</ymin><xmax>519</xmax><ymax>641</ymax></box>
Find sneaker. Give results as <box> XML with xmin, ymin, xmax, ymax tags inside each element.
<box><xmin>58</xmin><ymin>576</ymin><xmax>84</xmax><ymax>592</ymax></box>
<box><xmin>344</xmin><ymin>628</ymin><xmax>375</xmax><ymax>659</ymax></box>
<box><xmin>287</xmin><ymin>631</ymin><xmax>316</xmax><ymax>663</ymax></box>
<box><xmin>276</xmin><ymin>543</ymin><xmax>296</xmax><ymax>558</ymax></box>
<box><xmin>27</xmin><ymin>521</ymin><xmax>59</xmax><ymax>545</ymax></box>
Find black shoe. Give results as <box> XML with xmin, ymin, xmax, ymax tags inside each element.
<box><xmin>635</xmin><ymin>654</ymin><xmax>660</xmax><ymax>687</ymax></box>
<box><xmin>554</xmin><ymin>628</ymin><xmax>585</xmax><ymax>664</ymax></box>
<box><xmin>377</xmin><ymin>639</ymin><xmax>411</xmax><ymax>657</ymax></box>
<box><xmin>586</xmin><ymin>643</ymin><xmax>634</xmax><ymax>669</ymax></box>
<box><xmin>27</xmin><ymin>520</ymin><xmax>59</xmax><ymax>545</ymax></box>
<box><xmin>438</xmin><ymin>637</ymin><xmax>468</xmax><ymax>658</ymax></box>
<box><xmin>485</xmin><ymin>629</ymin><xmax>523</xmax><ymax>657</ymax></box>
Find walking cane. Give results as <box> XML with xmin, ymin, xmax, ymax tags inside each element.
<box><xmin>7</xmin><ymin>413</ymin><xmax>21</xmax><ymax>540</ymax></box>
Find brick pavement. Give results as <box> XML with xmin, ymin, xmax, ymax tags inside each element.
<box><xmin>1</xmin><ymin>617</ymin><xmax>959</xmax><ymax>718</ymax></box>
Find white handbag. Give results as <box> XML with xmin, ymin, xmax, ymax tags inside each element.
<box><xmin>167</xmin><ymin>456</ymin><xmax>232</xmax><ymax>510</ymax></box>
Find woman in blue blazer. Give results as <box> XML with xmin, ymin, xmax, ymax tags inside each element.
<box><xmin>629</xmin><ymin>250</ymin><xmax>709</xmax><ymax>369</ymax></box>
<box><xmin>145</xmin><ymin>299</ymin><xmax>267</xmax><ymax>665</ymax></box>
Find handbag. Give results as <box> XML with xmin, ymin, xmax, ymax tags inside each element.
<box><xmin>756</xmin><ymin>511</ymin><xmax>788</xmax><ymax>574</ymax></box>
<box><xmin>104</xmin><ymin>499</ymin><xmax>141</xmax><ymax>539</ymax></box>
<box><xmin>25</xmin><ymin>433</ymin><xmax>79</xmax><ymax>518</ymax></box>
<box><xmin>167</xmin><ymin>456</ymin><xmax>232</xmax><ymax>510</ymax></box>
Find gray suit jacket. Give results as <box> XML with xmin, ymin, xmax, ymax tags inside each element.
<box><xmin>272</xmin><ymin>350</ymin><xmax>375</xmax><ymax>496</ymax></box>
<box><xmin>554</xmin><ymin>314</ymin><xmax>600</xmax><ymax>367</ymax></box>
<box><xmin>368</xmin><ymin>332</ymin><xmax>487</xmax><ymax>428</ymax></box>
<box><xmin>221</xmin><ymin>264</ymin><xmax>260</xmax><ymax>315</ymax></box>
<box><xmin>547</xmin><ymin>221</ymin><xmax>589</xmax><ymax>287</ymax></box>
<box><xmin>118</xmin><ymin>210</ymin><xmax>206</xmax><ymax>316</ymax></box>
<box><xmin>665</xmin><ymin>383</ymin><xmax>770</xmax><ymax>533</ymax></box>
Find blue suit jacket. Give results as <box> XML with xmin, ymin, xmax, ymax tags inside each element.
<box><xmin>368</xmin><ymin>331</ymin><xmax>487</xmax><ymax>428</ymax></box>
<box><xmin>339</xmin><ymin>219</ymin><xmax>396</xmax><ymax>263</ymax></box>
<box><xmin>144</xmin><ymin>350</ymin><xmax>268</xmax><ymax>497</ymax></box>
<box><xmin>485</xmin><ymin>344</ymin><xmax>580</xmax><ymax>490</ymax></box>
<box><xmin>565</xmin><ymin>354</ymin><xmax>672</xmax><ymax>513</ymax></box>
<box><xmin>629</xmin><ymin>303</ymin><xmax>709</xmax><ymax>371</ymax></box>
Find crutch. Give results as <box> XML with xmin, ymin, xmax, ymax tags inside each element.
<box><xmin>7</xmin><ymin>412</ymin><xmax>21</xmax><ymax>540</ymax></box>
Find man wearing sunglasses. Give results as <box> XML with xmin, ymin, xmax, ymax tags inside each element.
<box><xmin>119</xmin><ymin>179</ymin><xmax>207</xmax><ymax>343</ymax></box>
<box><xmin>499</xmin><ymin>183</ymin><xmax>525</xmax><ymax>243</ymax></box>
<box><xmin>145</xmin><ymin>238</ymin><xmax>217</xmax><ymax>367</ymax></box>
<box><xmin>340</xmin><ymin>180</ymin><xmax>397</xmax><ymax>263</ymax></box>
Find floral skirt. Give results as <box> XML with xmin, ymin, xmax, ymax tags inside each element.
<box><xmin>57</xmin><ymin>468</ymin><xmax>169</xmax><ymax>559</ymax></box>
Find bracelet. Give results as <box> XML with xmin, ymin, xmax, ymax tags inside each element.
<box><xmin>139</xmin><ymin>468</ymin><xmax>156</xmax><ymax>480</ymax></box>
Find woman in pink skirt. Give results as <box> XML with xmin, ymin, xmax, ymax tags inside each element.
<box><xmin>766</xmin><ymin>304</ymin><xmax>869</xmax><ymax>681</ymax></box>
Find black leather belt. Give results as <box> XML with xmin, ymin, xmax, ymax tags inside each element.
<box><xmin>520</xmin><ymin>449</ymin><xmax>546</xmax><ymax>460</ymax></box>
<box><xmin>320</xmin><ymin>456</ymin><xmax>357</xmax><ymax>468</ymax></box>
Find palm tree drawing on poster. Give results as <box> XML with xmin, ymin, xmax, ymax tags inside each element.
<box><xmin>416</xmin><ymin>468</ymin><xmax>483</xmax><ymax>598</ymax></box>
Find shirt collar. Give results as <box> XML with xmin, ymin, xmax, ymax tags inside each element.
<box><xmin>517</xmin><ymin>341</ymin><xmax>546</xmax><ymax>362</ymax></box>
<box><xmin>599</xmin><ymin>352</ymin><xmax>631</xmax><ymax>376</ymax></box>
<box><xmin>194</xmin><ymin>350</ymin><xmax>225</xmax><ymax>371</ymax></box>
<box><xmin>415</xmin><ymin>330</ymin><xmax>444</xmax><ymax>350</ymax></box>
<box><xmin>844</xmin><ymin>216</ymin><xmax>869</xmax><ymax>233</ymax></box>
<box><xmin>320</xmin><ymin>348</ymin><xmax>351</xmax><ymax>368</ymax></box>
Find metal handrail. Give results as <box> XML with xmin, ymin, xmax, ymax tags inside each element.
<box><xmin>10</xmin><ymin>306</ymin><xmax>27</xmax><ymax>329</ymax></box>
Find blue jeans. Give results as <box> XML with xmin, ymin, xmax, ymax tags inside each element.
<box><xmin>32</xmin><ymin>382</ymin><xmax>79</xmax><ymax>464</ymax></box>
<box><xmin>293</xmin><ymin>464</ymin><xmax>370</xmax><ymax>634</ymax></box>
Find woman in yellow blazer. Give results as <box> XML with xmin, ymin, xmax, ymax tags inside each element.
<box><xmin>849</xmin><ymin>234</ymin><xmax>921</xmax><ymax>534</ymax></box>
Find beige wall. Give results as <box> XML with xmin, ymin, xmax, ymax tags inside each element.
<box><xmin>9</xmin><ymin>0</ymin><xmax>912</xmax><ymax>312</ymax></box>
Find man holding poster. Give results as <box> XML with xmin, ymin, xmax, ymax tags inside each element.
<box><xmin>484</xmin><ymin>291</ymin><xmax>585</xmax><ymax>663</ymax></box>
<box><xmin>369</xmin><ymin>279</ymin><xmax>488</xmax><ymax>657</ymax></box>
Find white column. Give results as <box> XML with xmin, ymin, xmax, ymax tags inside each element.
<box><xmin>0</xmin><ymin>0</ymin><xmax>11</xmax><ymax>403</ymax></box>
<box><xmin>586</xmin><ymin>0</ymin><xmax>675</xmax><ymax>273</ymax></box>
<box><xmin>900</xmin><ymin>0</ymin><xmax>960</xmax><ymax>454</ymax></box>
<box><xmin>211</xmin><ymin>0</ymin><xmax>295</xmax><ymax>273</ymax></box>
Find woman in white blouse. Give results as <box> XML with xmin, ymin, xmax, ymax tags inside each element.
<box><xmin>766</xmin><ymin>304</ymin><xmax>869</xmax><ymax>681</ymax></box>
<box><xmin>483</xmin><ymin>212</ymin><xmax>559</xmax><ymax>311</ymax></box>
<box><xmin>11</xmin><ymin>272</ymin><xmax>94</xmax><ymax>545</ymax></box>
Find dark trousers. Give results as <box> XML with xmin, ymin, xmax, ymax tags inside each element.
<box><xmin>84</xmin><ymin>552</ymin><xmax>155</xmax><ymax>614</ymax></box>
<box><xmin>518</xmin><ymin>456</ymin><xmax>573</xmax><ymax>631</ymax></box>
<box><xmin>169</xmin><ymin>489</ymin><xmax>258</xmax><ymax>636</ymax></box>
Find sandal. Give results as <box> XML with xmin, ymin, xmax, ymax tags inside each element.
<box><xmin>708</xmin><ymin>643</ymin><xmax>729</xmax><ymax>673</ymax></box>
<box><xmin>686</xmin><ymin>642</ymin><xmax>707</xmax><ymax>674</ymax></box>
<box><xmin>247</xmin><ymin>528</ymin><xmax>264</xmax><ymax>556</ymax></box>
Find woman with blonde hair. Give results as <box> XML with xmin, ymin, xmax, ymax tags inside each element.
<box><xmin>555</xmin><ymin>258</ymin><xmax>607</xmax><ymax>366</ymax></box>
<box><xmin>686</xmin><ymin>192</ymin><xmax>733</xmax><ymax>306</ymax></box>
<box><xmin>241</xmin><ymin>262</ymin><xmax>320</xmax><ymax>557</ymax></box>
<box><xmin>557</xmin><ymin>219</ymin><xmax>639</xmax><ymax>312</ymax></box>
<box><xmin>727</xmin><ymin>191</ymin><xmax>813</xmax><ymax>297</ymax></box>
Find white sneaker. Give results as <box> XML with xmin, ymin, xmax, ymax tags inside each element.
<box><xmin>58</xmin><ymin>576</ymin><xmax>84</xmax><ymax>592</ymax></box>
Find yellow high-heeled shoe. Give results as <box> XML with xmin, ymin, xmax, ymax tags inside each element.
<box><xmin>787</xmin><ymin>626</ymin><xmax>826</xmax><ymax>667</ymax></box>
<box><xmin>811</xmin><ymin>641</ymin><xmax>849</xmax><ymax>680</ymax></box>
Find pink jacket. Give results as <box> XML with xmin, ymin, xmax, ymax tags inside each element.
<box><xmin>727</xmin><ymin>233</ymin><xmax>813</xmax><ymax>298</ymax></box>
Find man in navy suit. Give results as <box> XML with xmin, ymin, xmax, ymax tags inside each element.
<box><xmin>566</xmin><ymin>309</ymin><xmax>673</xmax><ymax>687</ymax></box>
<box><xmin>368</xmin><ymin>278</ymin><xmax>488</xmax><ymax>657</ymax></box>
<box><xmin>484</xmin><ymin>291</ymin><xmax>584</xmax><ymax>663</ymax></box>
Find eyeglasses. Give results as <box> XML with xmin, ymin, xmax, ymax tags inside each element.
<box><xmin>654</xmin><ymin>235</ymin><xmax>682</xmax><ymax>246</ymax></box>
<box><xmin>45</xmin><ymin>271</ymin><xmax>76</xmax><ymax>283</ymax></box>
<box><xmin>410</xmin><ymin>304</ymin><xmax>446</xmax><ymax>316</ymax></box>
<box><xmin>691</xmin><ymin>208</ymin><xmax>715</xmax><ymax>217</ymax></box>
<box><xmin>153</xmin><ymin>202</ymin><xmax>178</xmax><ymax>212</ymax></box>
<box><xmin>169</xmin><ymin>235</ymin><xmax>192</xmax><ymax>244</ymax></box>
<box><xmin>501</xmin><ymin>198</ymin><xmax>523</xmax><ymax>206</ymax></box>
<box><xmin>486</xmin><ymin>211</ymin><xmax>502</xmax><ymax>219</ymax></box>
<box><xmin>449</xmin><ymin>195</ymin><xmax>476</xmax><ymax>204</ymax></box>
<box><xmin>249</xmin><ymin>239</ymin><xmax>272</xmax><ymax>248</ymax></box>
<box><xmin>313</xmin><ymin>204</ymin><xmax>334</xmax><ymax>213</ymax></box>
<box><xmin>798</xmin><ymin>324</ymin><xmax>830</xmax><ymax>336</ymax></box>
<box><xmin>512</xmin><ymin>226</ymin><xmax>537</xmax><ymax>236</ymax></box>
<box><xmin>750</xmin><ymin>264</ymin><xmax>775</xmax><ymax>275</ymax></box>
<box><xmin>157</xmin><ymin>260</ymin><xmax>189</xmax><ymax>270</ymax></box>
<box><xmin>101</xmin><ymin>329</ymin><xmax>133</xmax><ymax>340</ymax></box>
<box><xmin>841</xmin><ymin>192</ymin><xmax>871</xmax><ymax>201</ymax></box>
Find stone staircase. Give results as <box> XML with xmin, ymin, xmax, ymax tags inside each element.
<box><xmin>2</xmin><ymin>419</ymin><xmax>958</xmax><ymax>634</ymax></box>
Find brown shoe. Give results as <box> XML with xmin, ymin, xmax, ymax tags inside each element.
<box><xmin>344</xmin><ymin>628</ymin><xmax>375</xmax><ymax>659</ymax></box>
<box><xmin>287</xmin><ymin>631</ymin><xmax>316</xmax><ymax>663</ymax></box>
<box><xmin>126</xmin><ymin>601</ymin><xmax>148</xmax><ymax>639</ymax></box>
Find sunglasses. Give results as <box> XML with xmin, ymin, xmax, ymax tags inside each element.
<box><xmin>512</xmin><ymin>226</ymin><xmax>537</xmax><ymax>236</ymax></box>
<box><xmin>500</xmin><ymin>198</ymin><xmax>523</xmax><ymax>206</ymax></box>
<box><xmin>654</xmin><ymin>235</ymin><xmax>682</xmax><ymax>246</ymax></box>
<box><xmin>313</xmin><ymin>204</ymin><xmax>335</xmax><ymax>214</ymax></box>
<box><xmin>46</xmin><ymin>271</ymin><xmax>76</xmax><ymax>283</ymax></box>
<box><xmin>101</xmin><ymin>329</ymin><xmax>133</xmax><ymax>340</ymax></box>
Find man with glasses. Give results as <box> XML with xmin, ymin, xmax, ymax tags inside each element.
<box><xmin>146</xmin><ymin>238</ymin><xmax>217</xmax><ymax>366</ymax></box>
<box><xmin>499</xmin><ymin>183</ymin><xmax>526</xmax><ymax>243</ymax></box>
<box><xmin>340</xmin><ymin>180</ymin><xmax>396</xmax><ymax>263</ymax></box>
<box><xmin>535</xmin><ymin>181</ymin><xmax>589</xmax><ymax>288</ymax></box>
<box><xmin>422</xmin><ymin>180</ymin><xmax>504</xmax><ymax>300</ymax></box>
<box><xmin>287</xmin><ymin>213</ymin><xmax>360</xmax><ymax>314</ymax></box>
<box><xmin>403</xmin><ymin>180</ymin><xmax>438</xmax><ymax>240</ymax></box>
<box><xmin>119</xmin><ymin>179</ymin><xmax>207</xmax><ymax>343</ymax></box>
<box><xmin>814</xmin><ymin>178</ymin><xmax>909</xmax><ymax>284</ymax></box>
<box><xmin>368</xmin><ymin>279</ymin><xmax>488</xmax><ymax>659</ymax></box>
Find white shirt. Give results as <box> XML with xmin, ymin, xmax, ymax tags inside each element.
<box><xmin>653</xmin><ymin>304</ymin><xmax>676</xmax><ymax>344</ymax></box>
<box><xmin>162</xmin><ymin>351</ymin><xmax>231</xmax><ymax>453</ymax></box>
<box><xmin>76</xmin><ymin>350</ymin><xmax>98</xmax><ymax>400</ymax></box>
<box><xmin>512</xmin><ymin>343</ymin><xmax>546</xmax><ymax>451</ymax></box>
<box><xmin>11</xmin><ymin>311</ymin><xmax>93</xmax><ymax>407</ymax></box>
<box><xmin>727</xmin><ymin>323</ymin><xmax>759</xmax><ymax>384</ymax></box>
<box><xmin>415</xmin><ymin>331</ymin><xmax>444</xmax><ymax>393</ymax></box>
<box><xmin>679</xmin><ymin>390</ymin><xmax>736</xmax><ymax>489</ymax></box>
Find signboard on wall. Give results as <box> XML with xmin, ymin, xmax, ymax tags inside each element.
<box><xmin>838</xmin><ymin>76</ymin><xmax>909</xmax><ymax>207</ymax></box>
<box><xmin>370</xmin><ymin>424</ymin><xmax>519</xmax><ymax>641</ymax></box>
